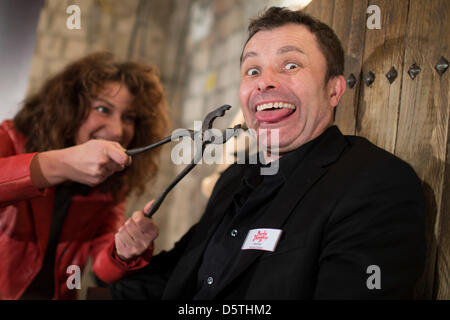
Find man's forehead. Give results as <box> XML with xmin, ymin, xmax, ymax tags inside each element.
<box><xmin>241</xmin><ymin>45</ymin><xmax>306</xmax><ymax>65</ymax></box>
<box><xmin>241</xmin><ymin>24</ymin><xmax>316</xmax><ymax>62</ymax></box>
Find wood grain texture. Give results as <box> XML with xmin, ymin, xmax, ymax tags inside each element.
<box><xmin>437</xmin><ymin>125</ymin><xmax>450</xmax><ymax>299</ymax></box>
<box><xmin>304</xmin><ymin>0</ymin><xmax>335</xmax><ymax>25</ymax></box>
<box><xmin>307</xmin><ymin>0</ymin><xmax>449</xmax><ymax>299</ymax></box>
<box><xmin>394</xmin><ymin>0</ymin><xmax>450</xmax><ymax>299</ymax></box>
<box><xmin>357</xmin><ymin>0</ymin><xmax>409</xmax><ymax>153</ymax></box>
<box><xmin>332</xmin><ymin>0</ymin><xmax>368</xmax><ymax>135</ymax></box>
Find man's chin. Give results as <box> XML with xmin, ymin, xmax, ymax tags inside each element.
<box><xmin>257</xmin><ymin>129</ymin><xmax>296</xmax><ymax>148</ymax></box>
<box><xmin>258</xmin><ymin>140</ymin><xmax>294</xmax><ymax>156</ymax></box>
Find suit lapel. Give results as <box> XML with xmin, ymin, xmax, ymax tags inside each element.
<box><xmin>164</xmin><ymin>126</ymin><xmax>349</xmax><ymax>299</ymax></box>
<box><xmin>212</xmin><ymin>126</ymin><xmax>349</xmax><ymax>297</ymax></box>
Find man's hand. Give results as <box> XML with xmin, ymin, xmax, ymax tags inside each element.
<box><xmin>115</xmin><ymin>201</ymin><xmax>159</xmax><ymax>261</ymax></box>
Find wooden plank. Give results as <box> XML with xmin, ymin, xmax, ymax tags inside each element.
<box><xmin>437</xmin><ymin>124</ymin><xmax>450</xmax><ymax>299</ymax></box>
<box><xmin>304</xmin><ymin>0</ymin><xmax>335</xmax><ymax>25</ymax></box>
<box><xmin>433</xmin><ymin>0</ymin><xmax>450</xmax><ymax>299</ymax></box>
<box><xmin>331</xmin><ymin>0</ymin><xmax>368</xmax><ymax>135</ymax></box>
<box><xmin>356</xmin><ymin>0</ymin><xmax>409</xmax><ymax>153</ymax></box>
<box><xmin>394</xmin><ymin>0</ymin><xmax>450</xmax><ymax>299</ymax></box>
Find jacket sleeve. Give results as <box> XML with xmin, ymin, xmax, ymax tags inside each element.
<box><xmin>108</xmin><ymin>165</ymin><xmax>239</xmax><ymax>299</ymax></box>
<box><xmin>0</xmin><ymin>123</ymin><xmax>48</xmax><ymax>207</ymax></box>
<box><xmin>90</xmin><ymin>201</ymin><xmax>154</xmax><ymax>284</ymax></box>
<box><xmin>314</xmin><ymin>157</ymin><xmax>426</xmax><ymax>299</ymax></box>
<box><xmin>109</xmin><ymin>224</ymin><xmax>198</xmax><ymax>299</ymax></box>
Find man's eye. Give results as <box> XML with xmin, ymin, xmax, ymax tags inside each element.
<box><xmin>285</xmin><ymin>63</ymin><xmax>299</xmax><ymax>70</ymax></box>
<box><xmin>246</xmin><ymin>68</ymin><xmax>260</xmax><ymax>76</ymax></box>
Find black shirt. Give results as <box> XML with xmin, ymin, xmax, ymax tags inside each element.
<box><xmin>194</xmin><ymin>128</ymin><xmax>328</xmax><ymax>299</ymax></box>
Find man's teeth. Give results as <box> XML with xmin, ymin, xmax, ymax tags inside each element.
<box><xmin>256</xmin><ymin>102</ymin><xmax>296</xmax><ymax>111</ymax></box>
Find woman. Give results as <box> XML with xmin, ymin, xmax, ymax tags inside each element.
<box><xmin>0</xmin><ymin>52</ymin><xmax>168</xmax><ymax>299</ymax></box>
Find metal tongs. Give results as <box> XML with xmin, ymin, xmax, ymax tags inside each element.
<box><xmin>126</xmin><ymin>105</ymin><xmax>241</xmax><ymax>217</ymax></box>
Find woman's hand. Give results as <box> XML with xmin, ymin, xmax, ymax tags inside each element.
<box><xmin>30</xmin><ymin>139</ymin><xmax>132</xmax><ymax>188</ymax></box>
<box><xmin>115</xmin><ymin>201</ymin><xmax>159</xmax><ymax>261</ymax></box>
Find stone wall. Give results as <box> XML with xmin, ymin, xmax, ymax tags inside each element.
<box><xmin>28</xmin><ymin>0</ymin><xmax>283</xmax><ymax>298</ymax></box>
<box><xmin>156</xmin><ymin>0</ymin><xmax>280</xmax><ymax>252</ymax></box>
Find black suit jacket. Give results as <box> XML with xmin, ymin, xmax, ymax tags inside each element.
<box><xmin>111</xmin><ymin>126</ymin><xmax>425</xmax><ymax>299</ymax></box>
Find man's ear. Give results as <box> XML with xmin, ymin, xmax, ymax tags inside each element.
<box><xmin>327</xmin><ymin>75</ymin><xmax>346</xmax><ymax>108</ymax></box>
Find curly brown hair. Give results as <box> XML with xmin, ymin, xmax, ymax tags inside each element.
<box><xmin>14</xmin><ymin>52</ymin><xmax>169</xmax><ymax>199</ymax></box>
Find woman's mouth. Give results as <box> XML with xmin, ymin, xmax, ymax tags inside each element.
<box><xmin>255</xmin><ymin>102</ymin><xmax>296</xmax><ymax>123</ymax></box>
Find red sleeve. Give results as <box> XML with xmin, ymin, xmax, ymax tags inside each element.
<box><xmin>0</xmin><ymin>122</ymin><xmax>48</xmax><ymax>206</ymax></box>
<box><xmin>90</xmin><ymin>201</ymin><xmax>154</xmax><ymax>283</ymax></box>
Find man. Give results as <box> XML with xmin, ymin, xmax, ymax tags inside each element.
<box><xmin>110</xmin><ymin>7</ymin><xmax>425</xmax><ymax>299</ymax></box>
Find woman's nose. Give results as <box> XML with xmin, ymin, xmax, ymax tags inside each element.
<box><xmin>105</xmin><ymin>116</ymin><xmax>124</xmax><ymax>142</ymax></box>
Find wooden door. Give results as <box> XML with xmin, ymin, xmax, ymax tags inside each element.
<box><xmin>394</xmin><ymin>0</ymin><xmax>449</xmax><ymax>299</ymax></box>
<box><xmin>305</xmin><ymin>0</ymin><xmax>450</xmax><ymax>299</ymax></box>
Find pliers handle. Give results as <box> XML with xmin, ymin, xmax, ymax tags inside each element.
<box><xmin>124</xmin><ymin>105</ymin><xmax>241</xmax><ymax>217</ymax></box>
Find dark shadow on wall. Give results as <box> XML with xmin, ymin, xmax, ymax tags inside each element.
<box><xmin>413</xmin><ymin>181</ymin><xmax>438</xmax><ymax>300</ymax></box>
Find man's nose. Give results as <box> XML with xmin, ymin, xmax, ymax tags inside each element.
<box><xmin>257</xmin><ymin>69</ymin><xmax>279</xmax><ymax>92</ymax></box>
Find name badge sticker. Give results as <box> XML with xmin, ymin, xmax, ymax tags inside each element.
<box><xmin>241</xmin><ymin>228</ymin><xmax>283</xmax><ymax>252</ymax></box>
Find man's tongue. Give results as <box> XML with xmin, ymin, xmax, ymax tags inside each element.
<box><xmin>255</xmin><ymin>108</ymin><xmax>294</xmax><ymax>123</ymax></box>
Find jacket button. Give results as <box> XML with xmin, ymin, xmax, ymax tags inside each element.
<box><xmin>207</xmin><ymin>276</ymin><xmax>214</xmax><ymax>285</ymax></box>
<box><xmin>230</xmin><ymin>229</ymin><xmax>238</xmax><ymax>237</ymax></box>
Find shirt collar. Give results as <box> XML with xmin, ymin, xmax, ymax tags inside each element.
<box><xmin>241</xmin><ymin>125</ymin><xmax>338</xmax><ymax>185</ymax></box>
<box><xmin>276</xmin><ymin>125</ymin><xmax>338</xmax><ymax>180</ymax></box>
